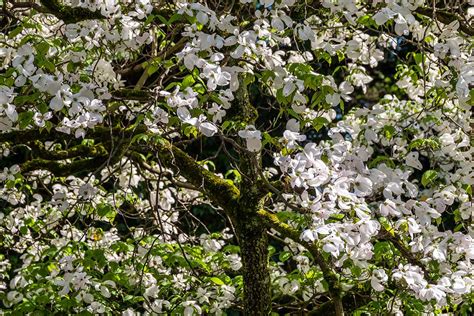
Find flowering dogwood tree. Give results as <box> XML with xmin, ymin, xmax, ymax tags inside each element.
<box><xmin>0</xmin><ymin>0</ymin><xmax>473</xmax><ymax>314</ymax></box>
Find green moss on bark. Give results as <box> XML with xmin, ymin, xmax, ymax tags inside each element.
<box><xmin>21</xmin><ymin>156</ymin><xmax>107</xmax><ymax>176</ymax></box>
<box><xmin>40</xmin><ymin>0</ymin><xmax>105</xmax><ymax>23</ymax></box>
<box><xmin>151</xmin><ymin>139</ymin><xmax>241</xmax><ymax>212</ymax></box>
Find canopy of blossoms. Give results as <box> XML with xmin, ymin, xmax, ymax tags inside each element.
<box><xmin>0</xmin><ymin>0</ymin><xmax>472</xmax><ymax>314</ymax></box>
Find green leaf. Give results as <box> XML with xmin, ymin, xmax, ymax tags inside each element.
<box><xmin>275</xmin><ymin>89</ymin><xmax>288</xmax><ymax>105</ymax></box>
<box><xmin>144</xmin><ymin>14</ymin><xmax>156</xmax><ymax>25</ymax></box>
<box><xmin>316</xmin><ymin>51</ymin><xmax>332</xmax><ymax>65</ymax></box>
<box><xmin>14</xmin><ymin>93</ymin><xmax>40</xmax><ymax>106</ymax></box>
<box><xmin>268</xmin><ymin>245</ymin><xmax>276</xmax><ymax>256</ymax></box>
<box><xmin>201</xmin><ymin>160</ymin><xmax>216</xmax><ymax>172</ymax></box>
<box><xmin>224</xmin><ymin>169</ymin><xmax>241</xmax><ymax>183</ymax></box>
<box><xmin>454</xmin><ymin>223</ymin><xmax>464</xmax><ymax>232</ymax></box>
<box><xmin>408</xmin><ymin>139</ymin><xmax>424</xmax><ymax>151</ymax></box>
<box><xmin>409</xmin><ymin>137</ymin><xmax>441</xmax><ymax>150</ymax></box>
<box><xmin>156</xmin><ymin>15</ymin><xmax>170</xmax><ymax>25</ymax></box>
<box><xmin>223</xmin><ymin>245</ymin><xmax>240</xmax><ymax>254</ymax></box>
<box><xmin>279</xmin><ymin>251</ymin><xmax>292</xmax><ymax>262</ymax></box>
<box><xmin>288</xmin><ymin>63</ymin><xmax>313</xmax><ymax>78</ymax></box>
<box><xmin>337</xmin><ymin>50</ymin><xmax>345</xmax><ymax>62</ymax></box>
<box><xmin>193</xmin><ymin>83</ymin><xmax>206</xmax><ymax>94</ymax></box>
<box><xmin>465</xmin><ymin>184</ymin><xmax>472</xmax><ymax>197</ymax></box>
<box><xmin>469</xmin><ymin>89</ymin><xmax>474</xmax><ymax>106</ymax></box>
<box><xmin>181</xmin><ymin>74</ymin><xmax>195</xmax><ymax>88</ymax></box>
<box><xmin>221</xmin><ymin>120</ymin><xmax>235</xmax><ymax>131</ymax></box>
<box><xmin>210</xmin><ymin>277</ymin><xmax>224</xmax><ymax>285</ymax></box>
<box><xmin>131</xmin><ymin>132</ymin><xmax>149</xmax><ymax>144</ymax></box>
<box><xmin>413</xmin><ymin>53</ymin><xmax>424</xmax><ymax>65</ymax></box>
<box><xmin>262</xmin><ymin>131</ymin><xmax>277</xmax><ymax>146</ymax></box>
<box><xmin>43</xmin><ymin>120</ymin><xmax>53</xmax><ymax>132</ymax></box>
<box><xmin>36</xmin><ymin>41</ymin><xmax>50</xmax><ymax>56</ymax></box>
<box><xmin>304</xmin><ymin>73</ymin><xmax>323</xmax><ymax>90</ymax></box>
<box><xmin>374</xmin><ymin>241</ymin><xmax>393</xmax><ymax>260</ymax></box>
<box><xmin>243</xmin><ymin>73</ymin><xmax>255</xmax><ymax>86</ymax></box>
<box><xmin>285</xmin><ymin>108</ymin><xmax>298</xmax><ymax>120</ymax></box>
<box><xmin>311</xmin><ymin>117</ymin><xmax>329</xmax><ymax>131</ymax></box>
<box><xmin>368</xmin><ymin>155</ymin><xmax>395</xmax><ymax>169</ymax></box>
<box><xmin>421</xmin><ymin>170</ymin><xmax>438</xmax><ymax>187</ymax></box>
<box><xmin>147</xmin><ymin>63</ymin><xmax>160</xmax><ymax>76</ymax></box>
<box><xmin>351</xmin><ymin>265</ymin><xmax>362</xmax><ymax>277</ymax></box>
<box><xmin>20</xmin><ymin>226</ymin><xmax>28</xmax><ymax>235</ymax></box>
<box><xmin>357</xmin><ymin>15</ymin><xmax>372</xmax><ymax>26</ymax></box>
<box><xmin>382</xmin><ymin>125</ymin><xmax>396</xmax><ymax>139</ymax></box>
<box><xmin>168</xmin><ymin>13</ymin><xmax>182</xmax><ymax>25</ymax></box>
<box><xmin>261</xmin><ymin>70</ymin><xmax>275</xmax><ymax>82</ymax></box>
<box><xmin>97</xmin><ymin>203</ymin><xmax>113</xmax><ymax>217</ymax></box>
<box><xmin>9</xmin><ymin>26</ymin><xmax>23</xmax><ymax>38</ymax></box>
<box><xmin>43</xmin><ymin>60</ymin><xmax>55</xmax><ymax>72</ymax></box>
<box><xmin>18</xmin><ymin>111</ymin><xmax>34</xmax><ymax>129</ymax></box>
<box><xmin>67</xmin><ymin>62</ymin><xmax>77</xmax><ymax>73</ymax></box>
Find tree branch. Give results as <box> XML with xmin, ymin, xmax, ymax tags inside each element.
<box><xmin>257</xmin><ymin>209</ymin><xmax>344</xmax><ymax>316</ymax></box>
<box><xmin>0</xmin><ymin>126</ymin><xmax>146</xmax><ymax>144</ymax></box>
<box><xmin>0</xmin><ymin>124</ymin><xmax>248</xmax><ymax>216</ymax></box>
<box><xmin>38</xmin><ymin>0</ymin><xmax>105</xmax><ymax>23</ymax></box>
<box><xmin>128</xmin><ymin>150</ymin><xmax>201</xmax><ymax>191</ymax></box>
<box><xmin>11</xmin><ymin>1</ymin><xmax>51</xmax><ymax>14</ymax></box>
<box><xmin>133</xmin><ymin>139</ymin><xmax>241</xmax><ymax>214</ymax></box>
<box><xmin>20</xmin><ymin>156</ymin><xmax>107</xmax><ymax>176</ymax></box>
<box><xmin>29</xmin><ymin>141</ymin><xmax>108</xmax><ymax>160</ymax></box>
<box><xmin>1</xmin><ymin>126</ymin><xmax>240</xmax><ymax>214</ymax></box>
<box><xmin>416</xmin><ymin>7</ymin><xmax>474</xmax><ymax>36</ymax></box>
<box><xmin>378</xmin><ymin>227</ymin><xmax>432</xmax><ymax>281</ymax></box>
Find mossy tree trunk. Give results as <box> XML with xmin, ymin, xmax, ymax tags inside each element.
<box><xmin>227</xmin><ymin>73</ymin><xmax>272</xmax><ymax>315</ymax></box>
<box><xmin>232</xmin><ymin>147</ymin><xmax>271</xmax><ymax>314</ymax></box>
<box><xmin>232</xmin><ymin>151</ymin><xmax>271</xmax><ymax>315</ymax></box>
<box><xmin>234</xmin><ymin>204</ymin><xmax>271</xmax><ymax>315</ymax></box>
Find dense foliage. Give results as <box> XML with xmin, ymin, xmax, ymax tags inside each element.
<box><xmin>0</xmin><ymin>0</ymin><xmax>473</xmax><ymax>314</ymax></box>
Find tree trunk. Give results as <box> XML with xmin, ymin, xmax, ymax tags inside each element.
<box><xmin>235</xmin><ymin>214</ymin><xmax>271</xmax><ymax>315</ymax></box>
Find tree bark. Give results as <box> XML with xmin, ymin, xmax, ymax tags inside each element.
<box><xmin>230</xmin><ymin>71</ymin><xmax>271</xmax><ymax>314</ymax></box>
<box><xmin>235</xmin><ymin>214</ymin><xmax>271</xmax><ymax>316</ymax></box>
